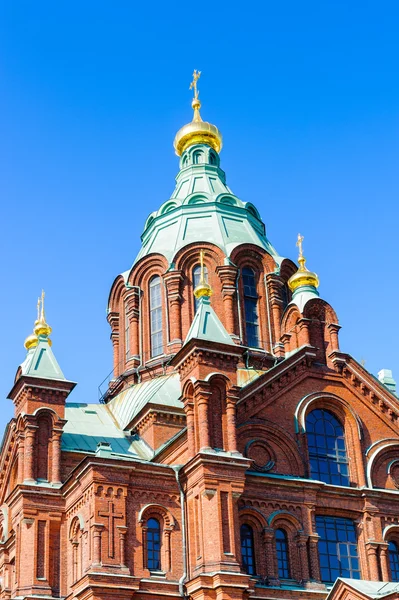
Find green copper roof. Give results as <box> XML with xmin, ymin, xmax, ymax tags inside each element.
<box><xmin>62</xmin><ymin>402</ymin><xmax>152</xmax><ymax>459</ymax></box>
<box><xmin>129</xmin><ymin>144</ymin><xmax>283</xmax><ymax>270</ymax></box>
<box><xmin>184</xmin><ymin>295</ymin><xmax>234</xmax><ymax>346</ymax></box>
<box><xmin>290</xmin><ymin>284</ymin><xmax>320</xmax><ymax>312</ymax></box>
<box><xmin>107</xmin><ymin>373</ymin><xmax>183</xmax><ymax>430</ymax></box>
<box><xmin>20</xmin><ymin>335</ymin><xmax>66</xmax><ymax>380</ymax></box>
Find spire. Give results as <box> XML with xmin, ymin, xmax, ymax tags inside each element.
<box><xmin>173</xmin><ymin>70</ymin><xmax>223</xmax><ymax>156</ymax></box>
<box><xmin>288</xmin><ymin>233</ymin><xmax>319</xmax><ymax>293</ymax></box>
<box><xmin>21</xmin><ymin>292</ymin><xmax>65</xmax><ymax>380</ymax></box>
<box><xmin>194</xmin><ymin>250</ymin><xmax>213</xmax><ymax>299</ymax></box>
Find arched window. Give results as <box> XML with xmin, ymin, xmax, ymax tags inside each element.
<box><xmin>275</xmin><ymin>529</ymin><xmax>290</xmax><ymax>579</ymax></box>
<box><xmin>306</xmin><ymin>409</ymin><xmax>349</xmax><ymax>486</ymax></box>
<box><xmin>242</xmin><ymin>267</ymin><xmax>260</xmax><ymax>348</ymax></box>
<box><xmin>149</xmin><ymin>276</ymin><xmax>163</xmax><ymax>357</ymax></box>
<box><xmin>209</xmin><ymin>151</ymin><xmax>217</xmax><ymax>165</ymax></box>
<box><xmin>389</xmin><ymin>541</ymin><xmax>399</xmax><ymax>581</ymax></box>
<box><xmin>192</xmin><ymin>264</ymin><xmax>208</xmax><ymax>311</ymax></box>
<box><xmin>193</xmin><ymin>150</ymin><xmax>203</xmax><ymax>164</ymax></box>
<box><xmin>37</xmin><ymin>414</ymin><xmax>52</xmax><ymax>481</ymax></box>
<box><xmin>240</xmin><ymin>524</ymin><xmax>256</xmax><ymax>575</ymax></box>
<box><xmin>125</xmin><ymin>305</ymin><xmax>130</xmax><ymax>360</ymax></box>
<box><xmin>147</xmin><ymin>518</ymin><xmax>161</xmax><ymax>571</ymax></box>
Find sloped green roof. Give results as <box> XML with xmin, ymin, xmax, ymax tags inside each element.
<box><xmin>127</xmin><ymin>144</ymin><xmax>283</xmax><ymax>270</ymax></box>
<box><xmin>328</xmin><ymin>579</ymin><xmax>399</xmax><ymax>599</ymax></box>
<box><xmin>184</xmin><ymin>296</ymin><xmax>234</xmax><ymax>346</ymax></box>
<box><xmin>62</xmin><ymin>402</ymin><xmax>152</xmax><ymax>460</ymax></box>
<box><xmin>20</xmin><ymin>336</ymin><xmax>66</xmax><ymax>380</ymax></box>
<box><xmin>107</xmin><ymin>373</ymin><xmax>183</xmax><ymax>431</ymax></box>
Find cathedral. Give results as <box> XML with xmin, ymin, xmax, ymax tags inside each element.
<box><xmin>2</xmin><ymin>72</ymin><xmax>399</xmax><ymax>600</ymax></box>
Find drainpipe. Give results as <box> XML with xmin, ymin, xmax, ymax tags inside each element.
<box><xmin>173</xmin><ymin>465</ymin><xmax>188</xmax><ymax>599</ymax></box>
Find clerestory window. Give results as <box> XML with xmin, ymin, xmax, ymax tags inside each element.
<box><xmin>146</xmin><ymin>518</ymin><xmax>161</xmax><ymax>571</ymax></box>
<box><xmin>389</xmin><ymin>541</ymin><xmax>399</xmax><ymax>581</ymax></box>
<box><xmin>275</xmin><ymin>529</ymin><xmax>290</xmax><ymax>579</ymax></box>
<box><xmin>242</xmin><ymin>267</ymin><xmax>260</xmax><ymax>348</ymax></box>
<box><xmin>306</xmin><ymin>409</ymin><xmax>349</xmax><ymax>486</ymax></box>
<box><xmin>149</xmin><ymin>276</ymin><xmax>163</xmax><ymax>358</ymax></box>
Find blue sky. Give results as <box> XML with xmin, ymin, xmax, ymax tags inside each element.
<box><xmin>0</xmin><ymin>1</ymin><xmax>398</xmax><ymax>432</ymax></box>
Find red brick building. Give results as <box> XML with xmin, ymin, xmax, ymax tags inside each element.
<box><xmin>1</xmin><ymin>76</ymin><xmax>399</xmax><ymax>600</ymax></box>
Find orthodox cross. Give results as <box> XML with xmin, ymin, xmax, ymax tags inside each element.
<box><xmin>99</xmin><ymin>501</ymin><xmax>124</xmax><ymax>558</ymax></box>
<box><xmin>189</xmin><ymin>69</ymin><xmax>201</xmax><ymax>99</ymax></box>
<box><xmin>296</xmin><ymin>233</ymin><xmax>304</xmax><ymax>259</ymax></box>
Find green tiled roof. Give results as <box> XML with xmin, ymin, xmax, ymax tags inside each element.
<box><xmin>20</xmin><ymin>336</ymin><xmax>66</xmax><ymax>380</ymax></box>
<box><xmin>184</xmin><ymin>296</ymin><xmax>234</xmax><ymax>346</ymax></box>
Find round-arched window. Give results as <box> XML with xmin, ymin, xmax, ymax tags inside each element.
<box><xmin>240</xmin><ymin>524</ymin><xmax>256</xmax><ymax>575</ymax></box>
<box><xmin>389</xmin><ymin>541</ymin><xmax>399</xmax><ymax>581</ymax></box>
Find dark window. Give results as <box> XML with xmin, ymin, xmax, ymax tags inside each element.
<box><xmin>240</xmin><ymin>524</ymin><xmax>256</xmax><ymax>575</ymax></box>
<box><xmin>193</xmin><ymin>264</ymin><xmax>208</xmax><ymax>311</ymax></box>
<box><xmin>276</xmin><ymin>529</ymin><xmax>290</xmax><ymax>579</ymax></box>
<box><xmin>125</xmin><ymin>305</ymin><xmax>130</xmax><ymax>360</ymax></box>
<box><xmin>306</xmin><ymin>409</ymin><xmax>350</xmax><ymax>486</ymax></box>
<box><xmin>242</xmin><ymin>267</ymin><xmax>260</xmax><ymax>348</ymax></box>
<box><xmin>316</xmin><ymin>516</ymin><xmax>360</xmax><ymax>583</ymax></box>
<box><xmin>149</xmin><ymin>276</ymin><xmax>163</xmax><ymax>357</ymax></box>
<box><xmin>389</xmin><ymin>541</ymin><xmax>399</xmax><ymax>581</ymax></box>
<box><xmin>147</xmin><ymin>518</ymin><xmax>161</xmax><ymax>571</ymax></box>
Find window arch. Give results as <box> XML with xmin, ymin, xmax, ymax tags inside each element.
<box><xmin>240</xmin><ymin>524</ymin><xmax>256</xmax><ymax>575</ymax></box>
<box><xmin>275</xmin><ymin>529</ymin><xmax>290</xmax><ymax>579</ymax></box>
<box><xmin>149</xmin><ymin>276</ymin><xmax>163</xmax><ymax>357</ymax></box>
<box><xmin>193</xmin><ymin>150</ymin><xmax>204</xmax><ymax>164</ymax></box>
<box><xmin>306</xmin><ymin>409</ymin><xmax>349</xmax><ymax>486</ymax></box>
<box><xmin>389</xmin><ymin>541</ymin><xmax>399</xmax><ymax>581</ymax></box>
<box><xmin>146</xmin><ymin>518</ymin><xmax>161</xmax><ymax>571</ymax></box>
<box><xmin>242</xmin><ymin>267</ymin><xmax>260</xmax><ymax>348</ymax></box>
<box><xmin>192</xmin><ymin>264</ymin><xmax>208</xmax><ymax>312</ymax></box>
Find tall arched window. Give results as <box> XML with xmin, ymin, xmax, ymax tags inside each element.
<box><xmin>37</xmin><ymin>414</ymin><xmax>52</xmax><ymax>481</ymax></box>
<box><xmin>306</xmin><ymin>409</ymin><xmax>349</xmax><ymax>486</ymax></box>
<box><xmin>149</xmin><ymin>276</ymin><xmax>163</xmax><ymax>357</ymax></box>
<box><xmin>240</xmin><ymin>524</ymin><xmax>256</xmax><ymax>575</ymax></box>
<box><xmin>146</xmin><ymin>518</ymin><xmax>161</xmax><ymax>571</ymax></box>
<box><xmin>275</xmin><ymin>529</ymin><xmax>290</xmax><ymax>579</ymax></box>
<box><xmin>389</xmin><ymin>541</ymin><xmax>399</xmax><ymax>581</ymax></box>
<box><xmin>125</xmin><ymin>305</ymin><xmax>130</xmax><ymax>360</ymax></box>
<box><xmin>242</xmin><ymin>267</ymin><xmax>260</xmax><ymax>348</ymax></box>
<box><xmin>192</xmin><ymin>264</ymin><xmax>208</xmax><ymax>311</ymax></box>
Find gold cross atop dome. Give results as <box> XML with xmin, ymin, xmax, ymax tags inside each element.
<box><xmin>173</xmin><ymin>71</ymin><xmax>223</xmax><ymax>156</ymax></box>
<box><xmin>24</xmin><ymin>290</ymin><xmax>53</xmax><ymax>350</ymax></box>
<box><xmin>189</xmin><ymin>69</ymin><xmax>201</xmax><ymax>100</ymax></box>
<box><xmin>288</xmin><ymin>233</ymin><xmax>320</xmax><ymax>292</ymax></box>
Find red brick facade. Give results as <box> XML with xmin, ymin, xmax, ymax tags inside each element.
<box><xmin>2</xmin><ymin>152</ymin><xmax>399</xmax><ymax>600</ymax></box>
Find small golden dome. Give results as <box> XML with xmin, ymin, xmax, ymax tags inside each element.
<box><xmin>34</xmin><ymin>320</ymin><xmax>52</xmax><ymax>337</ymax></box>
<box><xmin>194</xmin><ymin>280</ymin><xmax>213</xmax><ymax>299</ymax></box>
<box><xmin>24</xmin><ymin>333</ymin><xmax>38</xmax><ymax>350</ymax></box>
<box><xmin>174</xmin><ymin>71</ymin><xmax>223</xmax><ymax>156</ymax></box>
<box><xmin>288</xmin><ymin>233</ymin><xmax>319</xmax><ymax>292</ymax></box>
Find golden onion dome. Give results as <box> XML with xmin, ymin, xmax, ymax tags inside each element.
<box><xmin>173</xmin><ymin>70</ymin><xmax>222</xmax><ymax>156</ymax></box>
<box><xmin>34</xmin><ymin>320</ymin><xmax>52</xmax><ymax>337</ymax></box>
<box><xmin>24</xmin><ymin>333</ymin><xmax>38</xmax><ymax>351</ymax></box>
<box><xmin>288</xmin><ymin>234</ymin><xmax>319</xmax><ymax>292</ymax></box>
<box><xmin>194</xmin><ymin>279</ymin><xmax>213</xmax><ymax>299</ymax></box>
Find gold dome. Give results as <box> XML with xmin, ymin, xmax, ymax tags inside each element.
<box><xmin>194</xmin><ymin>280</ymin><xmax>213</xmax><ymax>299</ymax></box>
<box><xmin>34</xmin><ymin>320</ymin><xmax>52</xmax><ymax>337</ymax></box>
<box><xmin>173</xmin><ymin>71</ymin><xmax>223</xmax><ymax>156</ymax></box>
<box><xmin>288</xmin><ymin>233</ymin><xmax>319</xmax><ymax>292</ymax></box>
<box><xmin>24</xmin><ymin>333</ymin><xmax>38</xmax><ymax>350</ymax></box>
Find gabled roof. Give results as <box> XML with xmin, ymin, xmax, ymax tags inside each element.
<box><xmin>328</xmin><ymin>578</ymin><xmax>399</xmax><ymax>600</ymax></box>
<box><xmin>184</xmin><ymin>296</ymin><xmax>234</xmax><ymax>346</ymax></box>
<box><xmin>20</xmin><ymin>336</ymin><xmax>66</xmax><ymax>381</ymax></box>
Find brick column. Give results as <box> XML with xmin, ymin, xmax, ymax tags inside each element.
<box><xmin>92</xmin><ymin>524</ymin><xmax>104</xmax><ymax>567</ymax></box>
<box><xmin>263</xmin><ymin>528</ymin><xmax>280</xmax><ymax>586</ymax></box>
<box><xmin>226</xmin><ymin>387</ymin><xmax>240</xmax><ymax>453</ymax></box>
<box><xmin>163</xmin><ymin>271</ymin><xmax>184</xmax><ymax>351</ymax></box>
<box><xmin>380</xmin><ymin>543</ymin><xmax>390</xmax><ymax>582</ymax></box>
<box><xmin>195</xmin><ymin>384</ymin><xmax>211</xmax><ymax>450</ymax></box>
<box><xmin>51</xmin><ymin>430</ymin><xmax>62</xmax><ymax>484</ymax></box>
<box><xmin>107</xmin><ymin>312</ymin><xmax>120</xmax><ymax>377</ymax></box>
<box><xmin>327</xmin><ymin>323</ymin><xmax>341</xmax><ymax>352</ymax></box>
<box><xmin>366</xmin><ymin>542</ymin><xmax>381</xmax><ymax>581</ymax></box>
<box><xmin>117</xmin><ymin>526</ymin><xmax>128</xmax><ymax>570</ymax></box>
<box><xmin>308</xmin><ymin>534</ymin><xmax>321</xmax><ymax>582</ymax></box>
<box><xmin>267</xmin><ymin>274</ymin><xmax>285</xmax><ymax>344</ymax></box>
<box><xmin>298</xmin><ymin>318</ymin><xmax>311</xmax><ymax>347</ymax></box>
<box><xmin>16</xmin><ymin>433</ymin><xmax>24</xmax><ymax>484</ymax></box>
<box><xmin>216</xmin><ymin>265</ymin><xmax>238</xmax><ymax>336</ymax></box>
<box><xmin>184</xmin><ymin>400</ymin><xmax>196</xmax><ymax>456</ymax></box>
<box><xmin>296</xmin><ymin>533</ymin><xmax>310</xmax><ymax>582</ymax></box>
<box><xmin>24</xmin><ymin>425</ymin><xmax>37</xmax><ymax>483</ymax></box>
<box><xmin>125</xmin><ymin>288</ymin><xmax>141</xmax><ymax>366</ymax></box>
